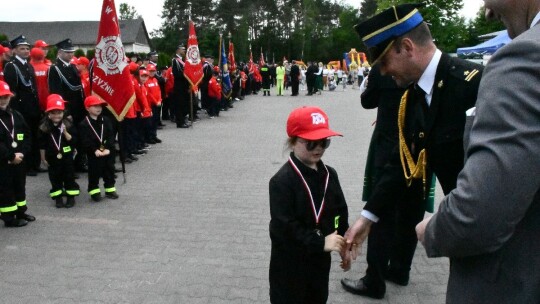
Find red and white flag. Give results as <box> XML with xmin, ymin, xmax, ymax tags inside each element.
<box><xmin>183</xmin><ymin>21</ymin><xmax>203</xmax><ymax>87</ymax></box>
<box><xmin>92</xmin><ymin>0</ymin><xmax>134</xmax><ymax>121</ymax></box>
<box><xmin>248</xmin><ymin>45</ymin><xmax>254</xmax><ymax>74</ymax></box>
<box><xmin>228</xmin><ymin>41</ymin><xmax>236</xmax><ymax>73</ymax></box>
<box><xmin>259</xmin><ymin>48</ymin><xmax>265</xmax><ymax>66</ymax></box>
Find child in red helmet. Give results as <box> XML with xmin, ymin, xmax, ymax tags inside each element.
<box><xmin>78</xmin><ymin>96</ymin><xmax>118</xmax><ymax>202</ymax></box>
<box><xmin>269</xmin><ymin>106</ymin><xmax>350</xmax><ymax>303</ymax></box>
<box><xmin>38</xmin><ymin>94</ymin><xmax>79</xmax><ymax>208</ymax></box>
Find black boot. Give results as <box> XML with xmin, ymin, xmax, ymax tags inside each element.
<box><xmin>4</xmin><ymin>218</ymin><xmax>27</xmax><ymax>227</ymax></box>
<box><xmin>55</xmin><ymin>196</ymin><xmax>64</xmax><ymax>208</ymax></box>
<box><xmin>65</xmin><ymin>196</ymin><xmax>75</xmax><ymax>208</ymax></box>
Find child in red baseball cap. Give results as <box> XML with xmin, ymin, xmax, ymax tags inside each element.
<box><xmin>38</xmin><ymin>94</ymin><xmax>79</xmax><ymax>208</ymax></box>
<box><xmin>269</xmin><ymin>106</ymin><xmax>350</xmax><ymax>303</ymax></box>
<box><xmin>78</xmin><ymin>96</ymin><xmax>118</xmax><ymax>202</ymax></box>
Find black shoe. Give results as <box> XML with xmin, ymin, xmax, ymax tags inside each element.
<box><xmin>129</xmin><ymin>154</ymin><xmax>139</xmax><ymax>161</ymax></box>
<box><xmin>55</xmin><ymin>197</ymin><xmax>64</xmax><ymax>208</ymax></box>
<box><xmin>156</xmin><ymin>125</ymin><xmax>163</xmax><ymax>130</ymax></box>
<box><xmin>385</xmin><ymin>268</ymin><xmax>409</xmax><ymax>286</ymax></box>
<box><xmin>146</xmin><ymin>139</ymin><xmax>157</xmax><ymax>144</ymax></box>
<box><xmin>158</xmin><ymin>122</ymin><xmax>166</xmax><ymax>127</ymax></box>
<box><xmin>340</xmin><ymin>278</ymin><xmax>385</xmax><ymax>299</ymax></box>
<box><xmin>228</xmin><ymin>104</ymin><xmax>234</xmax><ymax>108</ymax></box>
<box><xmin>65</xmin><ymin>196</ymin><xmax>75</xmax><ymax>208</ymax></box>
<box><xmin>132</xmin><ymin>150</ymin><xmax>146</xmax><ymax>155</ymax></box>
<box><xmin>4</xmin><ymin>218</ymin><xmax>27</xmax><ymax>227</ymax></box>
<box><xmin>18</xmin><ymin>213</ymin><xmax>36</xmax><ymax>222</ymax></box>
<box><xmin>124</xmin><ymin>157</ymin><xmax>133</xmax><ymax>164</ymax></box>
<box><xmin>177</xmin><ymin>123</ymin><xmax>189</xmax><ymax>128</ymax></box>
<box><xmin>91</xmin><ymin>193</ymin><xmax>102</xmax><ymax>202</ymax></box>
<box><xmin>26</xmin><ymin>170</ymin><xmax>37</xmax><ymax>176</ymax></box>
<box><xmin>153</xmin><ymin>137</ymin><xmax>162</xmax><ymax>143</ymax></box>
<box><xmin>105</xmin><ymin>191</ymin><xmax>119</xmax><ymax>199</ymax></box>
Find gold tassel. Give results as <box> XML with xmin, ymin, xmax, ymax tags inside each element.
<box><xmin>398</xmin><ymin>90</ymin><xmax>427</xmax><ymax>197</ymax></box>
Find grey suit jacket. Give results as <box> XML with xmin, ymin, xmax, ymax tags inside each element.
<box><xmin>423</xmin><ymin>24</ymin><xmax>540</xmax><ymax>303</ymax></box>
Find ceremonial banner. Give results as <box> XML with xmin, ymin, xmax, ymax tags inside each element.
<box><xmin>183</xmin><ymin>20</ymin><xmax>204</xmax><ymax>87</ymax></box>
<box><xmin>259</xmin><ymin>48</ymin><xmax>265</xmax><ymax>66</ymax></box>
<box><xmin>248</xmin><ymin>45</ymin><xmax>255</xmax><ymax>74</ymax></box>
<box><xmin>228</xmin><ymin>41</ymin><xmax>236</xmax><ymax>73</ymax></box>
<box><xmin>220</xmin><ymin>39</ymin><xmax>232</xmax><ymax>97</ymax></box>
<box><xmin>92</xmin><ymin>0</ymin><xmax>134</xmax><ymax>121</ymax></box>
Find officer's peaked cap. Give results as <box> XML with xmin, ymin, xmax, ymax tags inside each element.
<box><xmin>56</xmin><ymin>38</ymin><xmax>75</xmax><ymax>52</ymax></box>
<box><xmin>354</xmin><ymin>3</ymin><xmax>424</xmax><ymax>64</ymax></box>
<box><xmin>10</xmin><ymin>35</ymin><xmax>30</xmax><ymax>48</ymax></box>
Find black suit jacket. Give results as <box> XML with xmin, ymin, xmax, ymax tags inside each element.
<box><xmin>361</xmin><ymin>64</ymin><xmax>405</xmax><ymax>168</ymax></box>
<box><xmin>48</xmin><ymin>59</ymin><xmax>85</xmax><ymax>124</ymax></box>
<box><xmin>364</xmin><ymin>53</ymin><xmax>483</xmax><ymax>217</ymax></box>
<box><xmin>3</xmin><ymin>58</ymin><xmax>40</xmax><ymax>119</ymax></box>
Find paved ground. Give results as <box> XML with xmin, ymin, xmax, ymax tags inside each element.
<box><xmin>0</xmin><ymin>86</ymin><xmax>449</xmax><ymax>303</ymax></box>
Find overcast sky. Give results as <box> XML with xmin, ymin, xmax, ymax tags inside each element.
<box><xmin>0</xmin><ymin>0</ymin><xmax>485</xmax><ymax>35</ymax></box>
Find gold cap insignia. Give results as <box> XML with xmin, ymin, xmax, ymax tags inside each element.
<box><xmin>438</xmin><ymin>80</ymin><xmax>443</xmax><ymax>88</ymax></box>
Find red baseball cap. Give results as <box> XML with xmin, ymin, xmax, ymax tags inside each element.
<box><xmin>139</xmin><ymin>69</ymin><xmax>149</xmax><ymax>77</ymax></box>
<box><xmin>45</xmin><ymin>94</ymin><xmax>65</xmax><ymax>112</ymax></box>
<box><xmin>146</xmin><ymin>63</ymin><xmax>156</xmax><ymax>71</ymax></box>
<box><xmin>84</xmin><ymin>95</ymin><xmax>107</xmax><ymax>108</ymax></box>
<box><xmin>30</xmin><ymin>47</ymin><xmax>45</xmax><ymax>60</ymax></box>
<box><xmin>286</xmin><ymin>106</ymin><xmax>342</xmax><ymax>140</ymax></box>
<box><xmin>129</xmin><ymin>62</ymin><xmax>139</xmax><ymax>72</ymax></box>
<box><xmin>0</xmin><ymin>81</ymin><xmax>14</xmax><ymax>97</ymax></box>
<box><xmin>34</xmin><ymin>40</ymin><xmax>49</xmax><ymax>48</ymax></box>
<box><xmin>77</xmin><ymin>56</ymin><xmax>89</xmax><ymax>67</ymax></box>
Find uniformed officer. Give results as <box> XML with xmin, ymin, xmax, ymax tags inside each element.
<box><xmin>341</xmin><ymin>4</ymin><xmax>483</xmax><ymax>299</ymax></box>
<box><xmin>48</xmin><ymin>39</ymin><xmax>85</xmax><ymax>125</ymax></box>
<box><xmin>48</xmin><ymin>38</ymin><xmax>87</xmax><ymax>173</ymax></box>
<box><xmin>3</xmin><ymin>35</ymin><xmax>41</xmax><ymax>176</ymax></box>
<box><xmin>199</xmin><ymin>54</ymin><xmax>214</xmax><ymax>113</ymax></box>
<box><xmin>260</xmin><ymin>63</ymin><xmax>271</xmax><ymax>96</ymax></box>
<box><xmin>171</xmin><ymin>45</ymin><xmax>190</xmax><ymax>128</ymax></box>
<box><xmin>0</xmin><ymin>80</ymin><xmax>36</xmax><ymax>227</ymax></box>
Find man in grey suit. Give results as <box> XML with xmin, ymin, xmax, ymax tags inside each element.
<box><xmin>416</xmin><ymin>1</ymin><xmax>540</xmax><ymax>303</ymax></box>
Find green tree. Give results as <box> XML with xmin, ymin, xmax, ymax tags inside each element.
<box><xmin>119</xmin><ymin>3</ymin><xmax>141</xmax><ymax>20</ymax></box>
<box><xmin>464</xmin><ymin>6</ymin><xmax>505</xmax><ymax>46</ymax></box>
<box><xmin>359</xmin><ymin>0</ymin><xmax>377</xmax><ymax>21</ymax></box>
<box><xmin>377</xmin><ymin>0</ymin><xmax>466</xmax><ymax>52</ymax></box>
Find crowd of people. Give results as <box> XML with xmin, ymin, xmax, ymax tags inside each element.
<box><xmin>0</xmin><ymin>32</ymin><xmax>365</xmax><ymax>228</ymax></box>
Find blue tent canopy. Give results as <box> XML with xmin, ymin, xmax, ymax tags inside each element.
<box><xmin>457</xmin><ymin>30</ymin><xmax>511</xmax><ymax>56</ymax></box>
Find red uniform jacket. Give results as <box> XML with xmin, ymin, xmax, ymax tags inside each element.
<box><xmin>208</xmin><ymin>76</ymin><xmax>222</xmax><ymax>99</ymax></box>
<box><xmin>30</xmin><ymin>59</ymin><xmax>50</xmax><ymax>111</ymax></box>
<box><xmin>80</xmin><ymin>71</ymin><xmax>91</xmax><ymax>99</ymax></box>
<box><xmin>144</xmin><ymin>77</ymin><xmax>162</xmax><ymax>107</ymax></box>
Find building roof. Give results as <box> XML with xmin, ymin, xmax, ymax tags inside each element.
<box><xmin>0</xmin><ymin>18</ymin><xmax>151</xmax><ymax>48</ymax></box>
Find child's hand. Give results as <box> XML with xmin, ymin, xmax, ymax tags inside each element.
<box><xmin>12</xmin><ymin>153</ymin><xmax>24</xmax><ymax>165</ymax></box>
<box><xmin>102</xmin><ymin>149</ymin><xmax>110</xmax><ymax>156</ymax></box>
<box><xmin>95</xmin><ymin>150</ymin><xmax>103</xmax><ymax>157</ymax></box>
<box><xmin>323</xmin><ymin>230</ymin><xmax>345</xmax><ymax>253</ymax></box>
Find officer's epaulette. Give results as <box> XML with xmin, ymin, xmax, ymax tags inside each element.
<box><xmin>449</xmin><ymin>60</ymin><xmax>482</xmax><ymax>83</ymax></box>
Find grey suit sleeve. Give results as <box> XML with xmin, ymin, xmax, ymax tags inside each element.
<box><xmin>424</xmin><ymin>37</ymin><xmax>540</xmax><ymax>258</ymax></box>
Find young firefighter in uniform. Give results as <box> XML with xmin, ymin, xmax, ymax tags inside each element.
<box><xmin>144</xmin><ymin>64</ymin><xmax>162</xmax><ymax>143</ymax></box>
<box><xmin>0</xmin><ymin>80</ymin><xmax>35</xmax><ymax>227</ymax></box>
<box><xmin>269</xmin><ymin>106</ymin><xmax>350</xmax><ymax>303</ymax></box>
<box><xmin>39</xmin><ymin>94</ymin><xmax>79</xmax><ymax>208</ymax></box>
<box><xmin>78</xmin><ymin>96</ymin><xmax>118</xmax><ymax>202</ymax></box>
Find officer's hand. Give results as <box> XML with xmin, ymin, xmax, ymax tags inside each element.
<box><xmin>344</xmin><ymin>216</ymin><xmax>373</xmax><ymax>260</ymax></box>
<box><xmin>95</xmin><ymin>150</ymin><xmax>103</xmax><ymax>157</ymax></box>
<box><xmin>340</xmin><ymin>249</ymin><xmax>352</xmax><ymax>271</ymax></box>
<box><xmin>102</xmin><ymin>149</ymin><xmax>110</xmax><ymax>156</ymax></box>
<box><xmin>324</xmin><ymin>230</ymin><xmax>345</xmax><ymax>253</ymax></box>
<box><xmin>416</xmin><ymin>216</ymin><xmax>432</xmax><ymax>246</ymax></box>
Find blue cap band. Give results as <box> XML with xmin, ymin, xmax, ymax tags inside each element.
<box><xmin>363</xmin><ymin>10</ymin><xmax>423</xmax><ymax>47</ymax></box>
